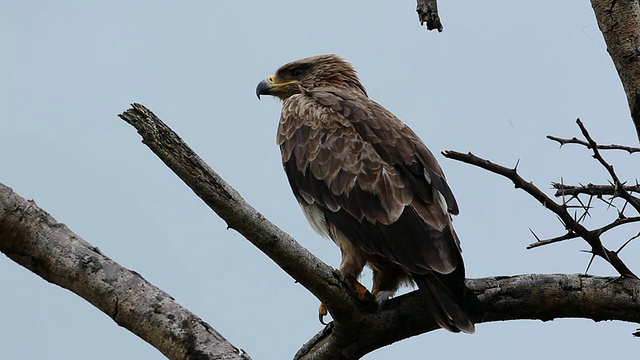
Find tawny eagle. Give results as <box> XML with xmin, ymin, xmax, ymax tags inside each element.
<box><xmin>256</xmin><ymin>54</ymin><xmax>483</xmax><ymax>333</ymax></box>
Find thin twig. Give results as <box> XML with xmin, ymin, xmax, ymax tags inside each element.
<box><xmin>617</xmin><ymin>232</ymin><xmax>640</xmax><ymax>254</ymax></box>
<box><xmin>528</xmin><ymin>214</ymin><xmax>640</xmax><ymax>251</ymax></box>
<box><xmin>527</xmin><ymin>231</ymin><xmax>579</xmax><ymax>249</ymax></box>
<box><xmin>584</xmin><ymin>252</ymin><xmax>597</xmax><ymax>275</ymax></box>
<box><xmin>547</xmin><ymin>135</ymin><xmax>640</xmax><ymax>154</ymax></box>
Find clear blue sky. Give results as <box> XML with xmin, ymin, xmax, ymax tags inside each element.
<box><xmin>1</xmin><ymin>1</ymin><xmax>638</xmax><ymax>359</ymax></box>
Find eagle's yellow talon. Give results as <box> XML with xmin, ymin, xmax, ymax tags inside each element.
<box><xmin>318</xmin><ymin>303</ymin><xmax>329</xmax><ymax>325</ymax></box>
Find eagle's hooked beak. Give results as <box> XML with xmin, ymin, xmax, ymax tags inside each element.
<box><xmin>256</xmin><ymin>75</ymin><xmax>276</xmax><ymax>99</ymax></box>
<box><xmin>256</xmin><ymin>75</ymin><xmax>298</xmax><ymax>99</ymax></box>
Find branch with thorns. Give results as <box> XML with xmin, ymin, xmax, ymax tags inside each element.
<box><xmin>442</xmin><ymin>119</ymin><xmax>638</xmax><ymax>279</ymax></box>
<box><xmin>547</xmin><ymin>135</ymin><xmax>640</xmax><ymax>154</ymax></box>
<box><xmin>573</xmin><ymin>119</ymin><xmax>640</xmax><ymax>213</ymax></box>
<box><xmin>552</xmin><ymin>182</ymin><xmax>640</xmax><ymax>198</ymax></box>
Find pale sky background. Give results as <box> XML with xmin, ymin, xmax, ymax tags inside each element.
<box><xmin>2</xmin><ymin>1</ymin><xmax>639</xmax><ymax>359</ymax></box>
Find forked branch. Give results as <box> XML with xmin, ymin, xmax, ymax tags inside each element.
<box><xmin>442</xmin><ymin>150</ymin><xmax>637</xmax><ymax>279</ymax></box>
<box><xmin>575</xmin><ymin>119</ymin><xmax>640</xmax><ymax>214</ymax></box>
<box><xmin>547</xmin><ymin>135</ymin><xmax>640</xmax><ymax>154</ymax></box>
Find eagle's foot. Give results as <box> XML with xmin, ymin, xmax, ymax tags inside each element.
<box><xmin>348</xmin><ymin>278</ymin><xmax>370</xmax><ymax>302</ymax></box>
<box><xmin>317</xmin><ymin>276</ymin><xmax>376</xmax><ymax>324</ymax></box>
<box><xmin>372</xmin><ymin>289</ymin><xmax>394</xmax><ymax>305</ymax></box>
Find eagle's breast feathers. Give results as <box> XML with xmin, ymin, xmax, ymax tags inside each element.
<box><xmin>278</xmin><ymin>88</ymin><xmax>458</xmax><ymax>274</ymax></box>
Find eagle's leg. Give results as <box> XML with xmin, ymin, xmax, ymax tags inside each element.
<box><xmin>337</xmin><ymin>237</ymin><xmax>369</xmax><ymax>301</ymax></box>
<box><xmin>370</xmin><ymin>259</ymin><xmax>407</xmax><ymax>305</ymax></box>
<box><xmin>318</xmin><ymin>233</ymin><xmax>370</xmax><ymax>324</ymax></box>
<box><xmin>371</xmin><ymin>271</ymin><xmax>399</xmax><ymax>305</ymax></box>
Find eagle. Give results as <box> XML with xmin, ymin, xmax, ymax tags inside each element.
<box><xmin>256</xmin><ymin>54</ymin><xmax>483</xmax><ymax>333</ymax></box>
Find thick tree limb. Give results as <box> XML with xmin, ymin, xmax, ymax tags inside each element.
<box><xmin>295</xmin><ymin>274</ymin><xmax>640</xmax><ymax>360</ymax></box>
<box><xmin>591</xmin><ymin>0</ymin><xmax>640</xmax><ymax>142</ymax></box>
<box><xmin>0</xmin><ymin>183</ymin><xmax>250</xmax><ymax>360</ymax></box>
<box><xmin>416</xmin><ymin>0</ymin><xmax>443</xmax><ymax>32</ymax></box>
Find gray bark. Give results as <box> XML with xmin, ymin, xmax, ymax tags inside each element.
<box><xmin>0</xmin><ymin>183</ymin><xmax>250</xmax><ymax>360</ymax></box>
<box><xmin>296</xmin><ymin>274</ymin><xmax>640</xmax><ymax>359</ymax></box>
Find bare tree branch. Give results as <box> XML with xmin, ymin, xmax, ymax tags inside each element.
<box><xmin>552</xmin><ymin>183</ymin><xmax>640</xmax><ymax>198</ymax></box>
<box><xmin>117</xmin><ymin>104</ymin><xmax>364</xmax><ymax>324</ymax></box>
<box><xmin>576</xmin><ymin>119</ymin><xmax>640</xmax><ymax>214</ymax></box>
<box><xmin>442</xmin><ymin>150</ymin><xmax>638</xmax><ymax>279</ymax></box>
<box><xmin>295</xmin><ymin>274</ymin><xmax>640</xmax><ymax>360</ymax></box>
<box><xmin>527</xmin><ymin>216</ymin><xmax>640</xmax><ymax>249</ymax></box>
<box><xmin>547</xmin><ymin>135</ymin><xmax>640</xmax><ymax>154</ymax></box>
<box><xmin>591</xmin><ymin>0</ymin><xmax>640</xmax><ymax>142</ymax></box>
<box><xmin>416</xmin><ymin>0</ymin><xmax>443</xmax><ymax>31</ymax></box>
<box><xmin>0</xmin><ymin>183</ymin><xmax>250</xmax><ymax>360</ymax></box>
<box><xmin>539</xmin><ymin>120</ymin><xmax>640</xmax><ymax>253</ymax></box>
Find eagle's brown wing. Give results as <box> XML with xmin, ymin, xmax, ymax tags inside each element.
<box><xmin>277</xmin><ymin>87</ymin><xmax>461</xmax><ymax>275</ymax></box>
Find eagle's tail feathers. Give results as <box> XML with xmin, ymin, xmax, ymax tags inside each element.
<box><xmin>413</xmin><ymin>274</ymin><xmax>481</xmax><ymax>334</ymax></box>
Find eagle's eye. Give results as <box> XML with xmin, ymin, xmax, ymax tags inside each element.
<box><xmin>292</xmin><ymin>68</ymin><xmax>304</xmax><ymax>77</ymax></box>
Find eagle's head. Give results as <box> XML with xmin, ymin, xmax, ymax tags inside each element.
<box><xmin>256</xmin><ymin>54</ymin><xmax>367</xmax><ymax>100</ymax></box>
